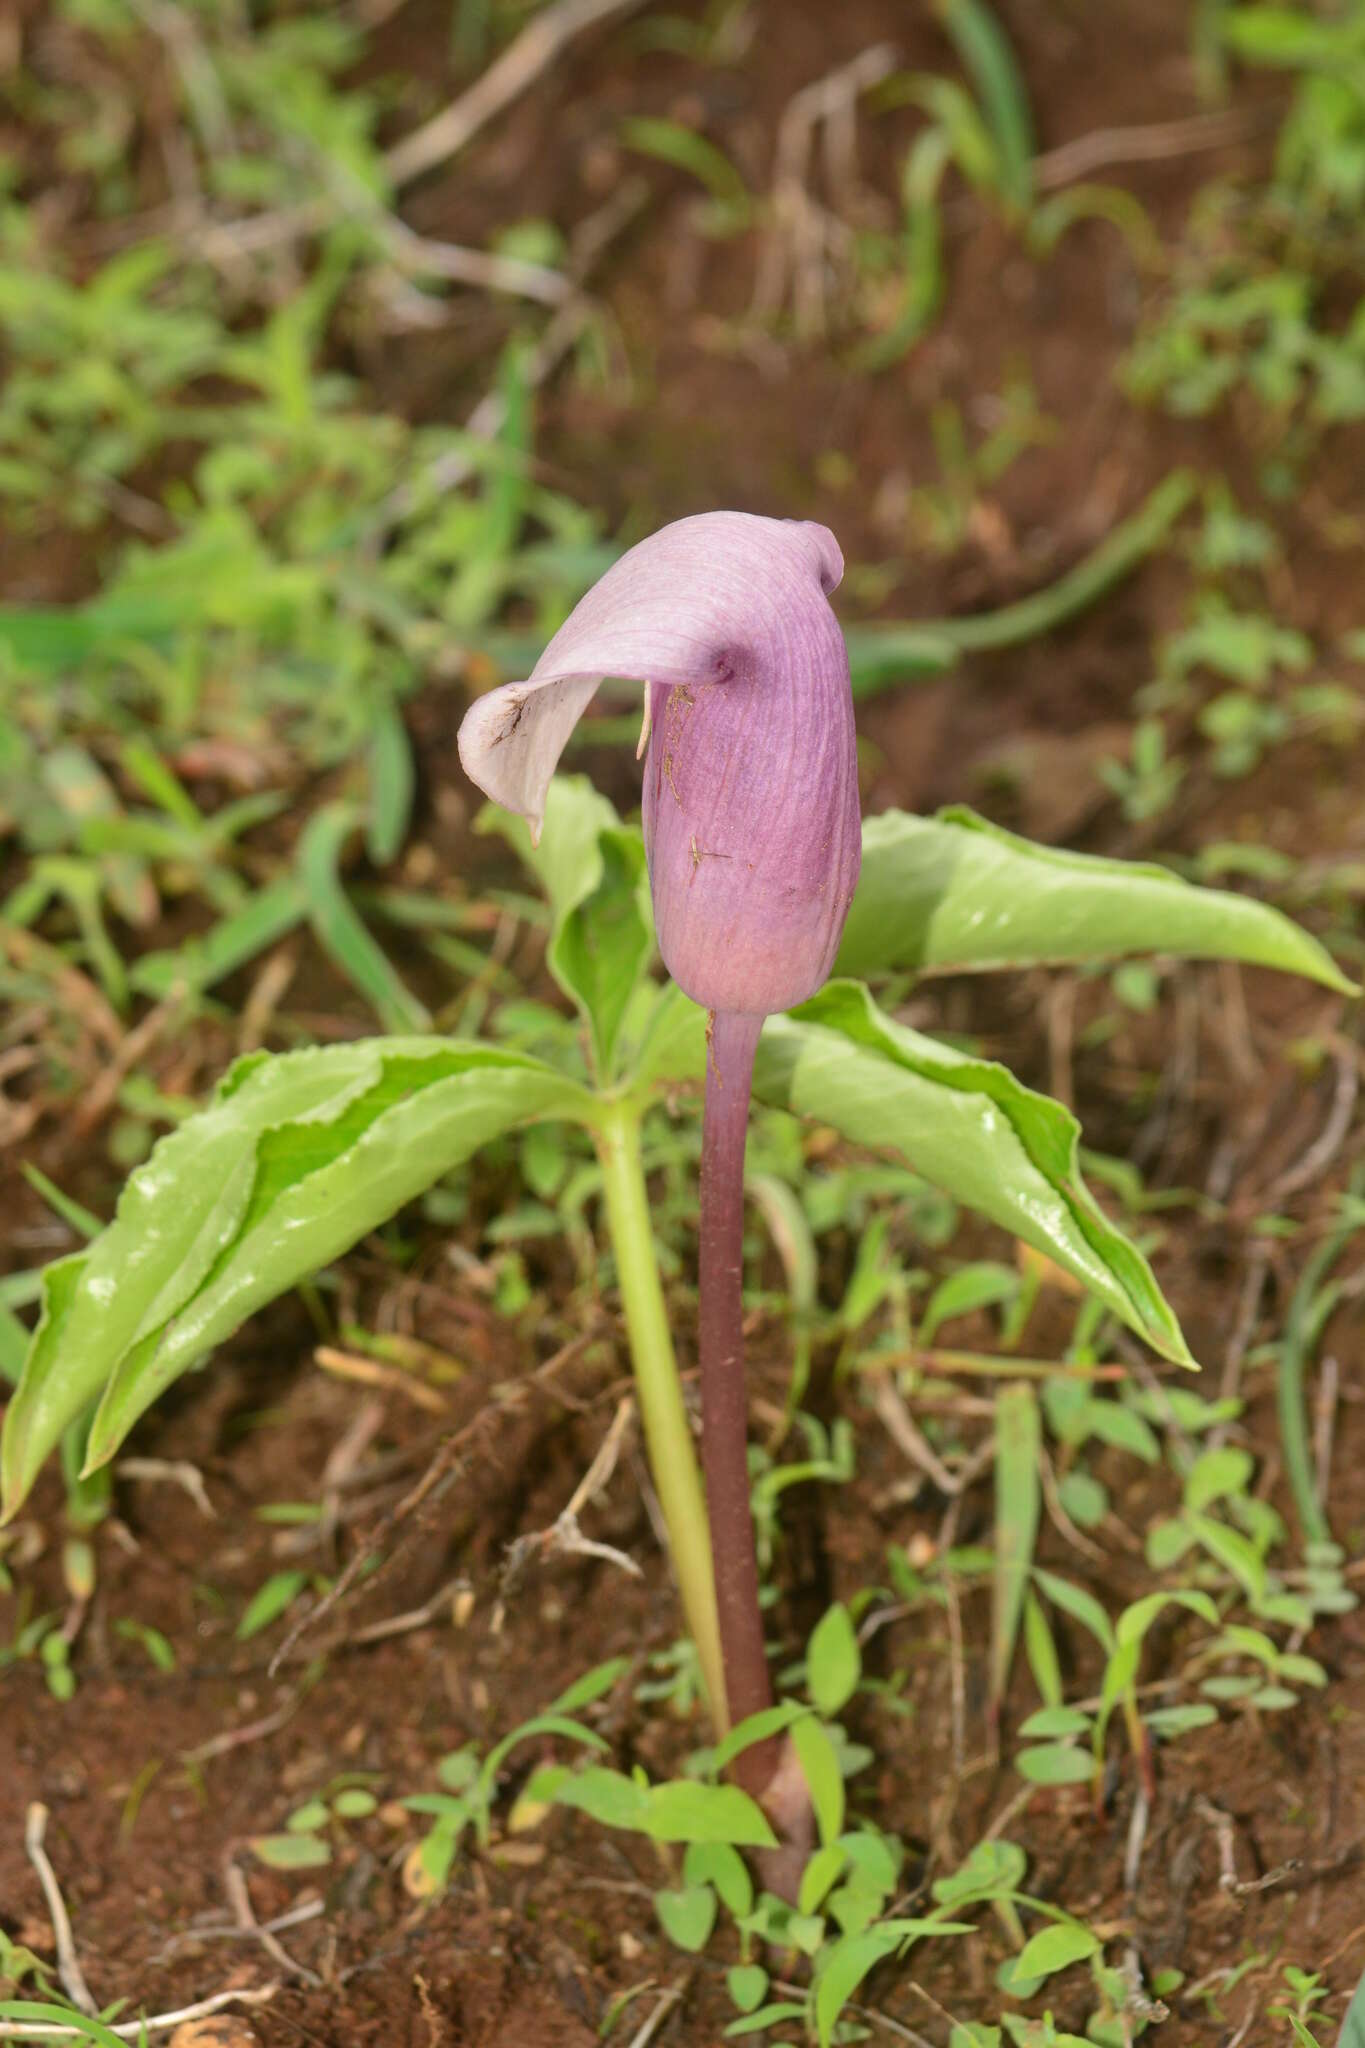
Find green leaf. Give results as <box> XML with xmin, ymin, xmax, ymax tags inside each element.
<box><xmin>1015</xmin><ymin>1742</ymin><xmax>1095</xmax><ymax>1786</ymax></box>
<box><xmin>2</xmin><ymin>1041</ymin><xmax>588</xmax><ymax>1514</ymax></box>
<box><xmin>727</xmin><ymin>1965</ymin><xmax>770</xmax><ymax>2014</ymax></box>
<box><xmin>931</xmin><ymin>1837</ymin><xmax>1027</xmax><ymax>1907</ymax></box>
<box><xmin>838</xmin><ymin>806</ymin><xmax>1353</xmax><ymax>993</ymax></box>
<box><xmin>365</xmin><ymin>699</ymin><xmax>414</xmax><ymax>866</ymax></box>
<box><xmin>1032</xmin><ymin>1569</ymin><xmax>1116</xmax><ymax>1653</ymax></box>
<box><xmin>251</xmin><ymin>1831</ymin><xmax>332</xmax><ymax>1870</ymax></box>
<box><xmin>807</xmin><ymin>1602</ymin><xmax>861</xmax><ymax>1717</ymax></box>
<box><xmin>523</xmin><ymin>1765</ymin><xmax>648</xmax><ymax>1831</ymax></box>
<box><xmin>551</xmin><ymin>1657</ymin><xmax>631</xmax><ymax>1713</ymax></box>
<box><xmin>0</xmin><ymin>2004</ymin><xmax>130</xmax><ymax>2048</ymax></box>
<box><xmin>646</xmin><ymin>1781</ymin><xmax>777</xmax><ymax>1848</ymax></box>
<box><xmin>298</xmin><ymin>802</ymin><xmax>430</xmax><ymax>1033</ymax></box>
<box><xmin>684</xmin><ymin>1841</ymin><xmax>753</xmax><ymax>1917</ymax></box>
<box><xmin>1186</xmin><ymin>1513</ymin><xmax>1268</xmax><ymax>1606</ymax></box>
<box><xmin>755</xmin><ymin>983</ymin><xmax>1192</xmax><ymax>1365</ymax></box>
<box><xmin>482</xmin><ymin>777</ymin><xmax>654</xmax><ymax>1079</ymax></box>
<box><xmin>1184</xmin><ymin>1446</ymin><xmax>1255</xmax><ymax>1512</ymax></box>
<box><xmin>815</xmin><ymin>1921</ymin><xmax>972</xmax><ymax>2048</ymax></box>
<box><xmin>1014</xmin><ymin>1920</ymin><xmax>1100</xmax><ymax>1978</ymax></box>
<box><xmin>934</xmin><ymin>0</ymin><xmax>1034</xmax><ymax>210</ymax></box>
<box><xmin>992</xmin><ymin>1384</ymin><xmax>1041</xmax><ymax>1711</ymax></box>
<box><xmin>1018</xmin><ymin>1705</ymin><xmax>1092</xmax><ymax>1739</ymax></box>
<box><xmin>236</xmin><ymin>1570</ymin><xmax>308</xmax><ymax>1641</ymax></box>
<box><xmin>791</xmin><ymin>1715</ymin><xmax>845</xmax><ymax>1849</ymax></box>
<box><xmin>655</xmin><ymin>1882</ymin><xmax>717</xmax><ymax>1952</ymax></box>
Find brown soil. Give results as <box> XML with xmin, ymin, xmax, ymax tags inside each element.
<box><xmin>5</xmin><ymin>2</ymin><xmax>1365</xmax><ymax>2043</ymax></box>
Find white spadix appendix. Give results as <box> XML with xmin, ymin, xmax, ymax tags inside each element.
<box><xmin>458</xmin><ymin>511</ymin><xmax>863</xmax><ymax>1848</ymax></box>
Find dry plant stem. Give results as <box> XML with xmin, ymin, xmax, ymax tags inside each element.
<box><xmin>699</xmin><ymin>1011</ymin><xmax>775</xmax><ymax>1792</ymax></box>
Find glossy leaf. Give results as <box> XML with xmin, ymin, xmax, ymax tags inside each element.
<box><xmin>1</xmin><ymin>1040</ymin><xmax>589</xmax><ymax>1515</ymax></box>
<box><xmin>755</xmin><ymin>982</ymin><xmax>1192</xmax><ymax>1364</ymax></box>
<box><xmin>1014</xmin><ymin>1920</ymin><xmax>1100</xmax><ymax>1978</ymax></box>
<box><xmin>837</xmin><ymin>805</ymin><xmax>1353</xmax><ymax>992</ymax></box>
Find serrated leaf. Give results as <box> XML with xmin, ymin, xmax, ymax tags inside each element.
<box><xmin>756</xmin><ymin>983</ymin><xmax>1192</xmax><ymax>1365</ymax></box>
<box><xmin>2</xmin><ymin>1041</ymin><xmax>588</xmax><ymax>1513</ymax></box>
<box><xmin>838</xmin><ymin>806</ymin><xmax>1353</xmax><ymax>993</ymax></box>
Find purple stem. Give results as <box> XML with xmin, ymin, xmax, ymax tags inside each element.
<box><xmin>699</xmin><ymin>1008</ymin><xmax>776</xmax><ymax>1796</ymax></box>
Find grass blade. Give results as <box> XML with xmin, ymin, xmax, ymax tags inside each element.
<box><xmin>298</xmin><ymin>804</ymin><xmax>430</xmax><ymax>1034</ymax></box>
<box><xmin>991</xmin><ymin>1382</ymin><xmax>1041</xmax><ymax>1721</ymax></box>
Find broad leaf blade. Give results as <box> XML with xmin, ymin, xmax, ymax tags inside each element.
<box><xmin>2</xmin><ymin>1042</ymin><xmax>589</xmax><ymax>1513</ymax></box>
<box><xmin>838</xmin><ymin>805</ymin><xmax>1354</xmax><ymax>992</ymax></box>
<box><xmin>754</xmin><ymin>981</ymin><xmax>1192</xmax><ymax>1365</ymax></box>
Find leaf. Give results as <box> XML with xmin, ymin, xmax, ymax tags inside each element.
<box><xmin>992</xmin><ymin>1384</ymin><xmax>1041</xmax><ymax>1712</ymax></box>
<box><xmin>727</xmin><ymin>1965</ymin><xmax>769</xmax><ymax>2014</ymax></box>
<box><xmin>814</xmin><ymin>1927</ymin><xmax>906</xmax><ymax>2048</ymax></box>
<box><xmin>838</xmin><ymin>806</ymin><xmax>1353</xmax><ymax>993</ymax></box>
<box><xmin>130</xmin><ymin>875</ymin><xmax>310</xmax><ymax>999</ymax></box>
<box><xmin>2</xmin><ymin>1041</ymin><xmax>588</xmax><ymax>1514</ymax></box>
<box><xmin>523</xmin><ymin>1765</ymin><xmax>648</xmax><ymax>1832</ymax></box>
<box><xmin>815</xmin><ymin>1921</ymin><xmax>972</xmax><ymax>2048</ymax></box>
<box><xmin>791</xmin><ymin>1715</ymin><xmax>845</xmax><ymax>1849</ymax></box>
<box><xmin>1032</xmin><ymin>1569</ymin><xmax>1116</xmax><ymax>1653</ymax></box>
<box><xmin>1014</xmin><ymin>1921</ymin><xmax>1100</xmax><ymax>1978</ymax></box>
<box><xmin>1018</xmin><ymin>1705</ymin><xmax>1092</xmax><ymax>1739</ymax></box>
<box><xmin>236</xmin><ymin>1569</ymin><xmax>308</xmax><ymax>1640</ymax></box>
<box><xmin>298</xmin><ymin>802</ymin><xmax>430</xmax><ymax>1033</ymax></box>
<box><xmin>1184</xmin><ymin>1446</ymin><xmax>1255</xmax><ymax>1512</ymax></box>
<box><xmin>1186</xmin><ymin>1513</ymin><xmax>1268</xmax><ymax>1606</ymax></box>
<box><xmin>755</xmin><ymin>983</ymin><xmax>1192</xmax><ymax>1366</ymax></box>
<box><xmin>251</xmin><ymin>1831</ymin><xmax>332</xmax><ymax>1870</ymax></box>
<box><xmin>0</xmin><ymin>2004</ymin><xmax>130</xmax><ymax>2048</ymax></box>
<box><xmin>931</xmin><ymin>1838</ymin><xmax>1027</xmax><ymax>1907</ymax></box>
<box><xmin>1015</xmin><ymin>1742</ymin><xmax>1095</xmax><ymax>1786</ymax></box>
<box><xmin>807</xmin><ymin>1603</ymin><xmax>861</xmax><ymax>1717</ymax></box>
<box><xmin>655</xmin><ymin>1883</ymin><xmax>717</xmax><ymax>1952</ymax></box>
<box><xmin>551</xmin><ymin>1657</ymin><xmax>631</xmax><ymax>1713</ymax></box>
<box><xmin>482</xmin><ymin>778</ymin><xmax>654</xmax><ymax>1079</ymax></box>
<box><xmin>366</xmin><ymin>698</ymin><xmax>415</xmax><ymax>866</ymax></box>
<box><xmin>934</xmin><ymin>0</ymin><xmax>1034</xmax><ymax>210</ymax></box>
<box><xmin>684</xmin><ymin>1841</ymin><xmax>753</xmax><ymax>1917</ymax></box>
<box><xmin>645</xmin><ymin>1781</ymin><xmax>776</xmax><ymax>1849</ymax></box>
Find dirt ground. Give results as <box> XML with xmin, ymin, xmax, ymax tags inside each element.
<box><xmin>5</xmin><ymin>1</ymin><xmax>1365</xmax><ymax>2043</ymax></box>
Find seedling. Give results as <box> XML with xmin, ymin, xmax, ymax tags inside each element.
<box><xmin>0</xmin><ymin>513</ymin><xmax>1351</xmax><ymax>1889</ymax></box>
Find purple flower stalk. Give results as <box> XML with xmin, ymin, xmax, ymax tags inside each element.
<box><xmin>459</xmin><ymin>511</ymin><xmax>861</xmax><ymax>1815</ymax></box>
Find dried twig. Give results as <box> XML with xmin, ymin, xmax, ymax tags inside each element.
<box><xmin>223</xmin><ymin>1854</ymin><xmax>322</xmax><ymax>1987</ymax></box>
<box><xmin>385</xmin><ymin>0</ymin><xmax>653</xmax><ymax>188</ymax></box>
<box><xmin>753</xmin><ymin>43</ymin><xmax>898</xmax><ymax>336</ymax></box>
<box><xmin>24</xmin><ymin>1804</ymin><xmax>97</xmax><ymax>2016</ymax></box>
<box><xmin>1033</xmin><ymin>105</ymin><xmax>1274</xmax><ymax>193</ymax></box>
<box><xmin>0</xmin><ymin>1987</ymin><xmax>278</xmax><ymax>2039</ymax></box>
